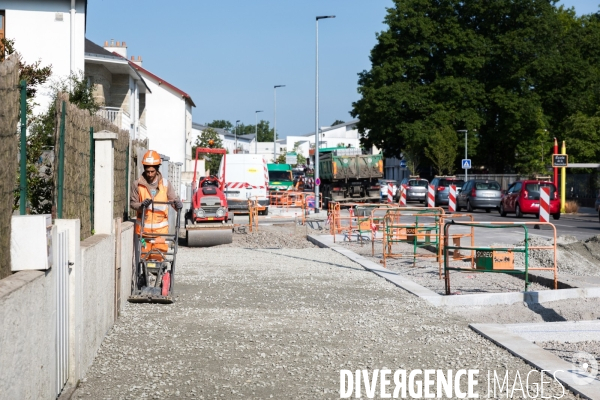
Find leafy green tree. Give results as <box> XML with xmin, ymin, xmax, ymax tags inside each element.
<box><xmin>351</xmin><ymin>0</ymin><xmax>600</xmax><ymax>173</ymax></box>
<box><xmin>206</xmin><ymin>120</ymin><xmax>233</xmax><ymax>131</ymax></box>
<box><xmin>292</xmin><ymin>142</ymin><xmax>306</xmax><ymax>167</ymax></box>
<box><xmin>331</xmin><ymin>120</ymin><xmax>345</xmax><ymax>126</ymax></box>
<box><xmin>425</xmin><ymin>126</ymin><xmax>458</xmax><ymax>176</ymax></box>
<box><xmin>193</xmin><ymin>127</ymin><xmax>225</xmax><ymax>174</ymax></box>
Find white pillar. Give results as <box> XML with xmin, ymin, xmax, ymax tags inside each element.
<box><xmin>94</xmin><ymin>130</ymin><xmax>118</xmax><ymax>235</ymax></box>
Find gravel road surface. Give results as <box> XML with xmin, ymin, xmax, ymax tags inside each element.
<box><xmin>72</xmin><ymin>227</ymin><xmax>575</xmax><ymax>399</ymax></box>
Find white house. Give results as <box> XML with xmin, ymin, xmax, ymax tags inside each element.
<box><xmin>0</xmin><ymin>0</ymin><xmax>86</xmax><ymax>115</ymax></box>
<box><xmin>191</xmin><ymin>123</ymin><xmax>255</xmax><ymax>155</ymax></box>
<box><xmin>124</xmin><ymin>52</ymin><xmax>195</xmax><ymax>171</ymax></box>
<box><xmin>85</xmin><ymin>39</ymin><xmax>149</xmax><ymax>141</ymax></box>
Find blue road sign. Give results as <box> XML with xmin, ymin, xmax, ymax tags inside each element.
<box><xmin>400</xmin><ymin>160</ymin><xmax>407</xmax><ymax>168</ymax></box>
<box><xmin>462</xmin><ymin>159</ymin><xmax>472</xmax><ymax>169</ymax></box>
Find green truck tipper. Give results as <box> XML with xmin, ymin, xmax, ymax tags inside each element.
<box><xmin>267</xmin><ymin>163</ymin><xmax>293</xmax><ymax>191</ymax></box>
<box><xmin>318</xmin><ymin>147</ymin><xmax>383</xmax><ymax>206</ymax></box>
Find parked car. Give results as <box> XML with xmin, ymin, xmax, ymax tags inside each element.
<box><xmin>595</xmin><ymin>192</ymin><xmax>600</xmax><ymax>211</ymax></box>
<box><xmin>378</xmin><ymin>179</ymin><xmax>398</xmax><ymax>201</ymax></box>
<box><xmin>499</xmin><ymin>180</ymin><xmax>561</xmax><ymax>219</ymax></box>
<box><xmin>456</xmin><ymin>180</ymin><xmax>502</xmax><ymax>213</ymax></box>
<box><xmin>430</xmin><ymin>177</ymin><xmax>465</xmax><ymax>206</ymax></box>
<box><xmin>396</xmin><ymin>177</ymin><xmax>429</xmax><ymax>203</ymax></box>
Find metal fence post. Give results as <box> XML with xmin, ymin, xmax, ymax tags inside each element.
<box><xmin>57</xmin><ymin>101</ymin><xmax>66</xmax><ymax>219</ymax></box>
<box><xmin>19</xmin><ymin>80</ymin><xmax>27</xmax><ymax>215</ymax></box>
<box><xmin>90</xmin><ymin>127</ymin><xmax>95</xmax><ymax>232</ymax></box>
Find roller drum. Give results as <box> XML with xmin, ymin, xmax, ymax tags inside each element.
<box><xmin>187</xmin><ymin>228</ymin><xmax>233</xmax><ymax>247</ymax></box>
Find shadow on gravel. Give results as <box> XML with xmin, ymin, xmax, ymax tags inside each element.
<box><xmin>249</xmin><ymin>248</ymin><xmax>369</xmax><ymax>272</ymax></box>
<box><xmin>525</xmin><ymin>292</ymin><xmax>567</xmax><ymax>322</ymax></box>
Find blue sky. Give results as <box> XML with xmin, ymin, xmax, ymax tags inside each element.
<box><xmin>86</xmin><ymin>0</ymin><xmax>600</xmax><ymax>138</ymax></box>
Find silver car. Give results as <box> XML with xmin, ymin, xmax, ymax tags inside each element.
<box><xmin>396</xmin><ymin>178</ymin><xmax>429</xmax><ymax>203</ymax></box>
<box><xmin>457</xmin><ymin>180</ymin><xmax>502</xmax><ymax>212</ymax></box>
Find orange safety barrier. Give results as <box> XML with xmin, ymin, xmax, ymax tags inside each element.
<box><xmin>437</xmin><ymin>213</ymin><xmax>475</xmax><ymax>278</ymax></box>
<box><xmin>443</xmin><ymin>221</ymin><xmax>559</xmax><ymax>291</ymax></box>
<box><xmin>382</xmin><ymin>208</ymin><xmax>446</xmax><ymax>268</ymax></box>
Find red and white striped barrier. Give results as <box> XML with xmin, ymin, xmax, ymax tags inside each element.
<box><xmin>349</xmin><ymin>207</ymin><xmax>354</xmax><ymax>217</ymax></box>
<box><xmin>399</xmin><ymin>184</ymin><xmax>407</xmax><ymax>207</ymax></box>
<box><xmin>427</xmin><ymin>184</ymin><xmax>435</xmax><ymax>208</ymax></box>
<box><xmin>540</xmin><ymin>187</ymin><xmax>550</xmax><ymax>223</ymax></box>
<box><xmin>387</xmin><ymin>185</ymin><xmax>393</xmax><ymax>203</ymax></box>
<box><xmin>263</xmin><ymin>159</ymin><xmax>269</xmax><ymax>187</ymax></box>
<box><xmin>448</xmin><ymin>185</ymin><xmax>457</xmax><ymax>213</ymax></box>
<box><xmin>225</xmin><ymin>182</ymin><xmax>266</xmax><ymax>189</ymax></box>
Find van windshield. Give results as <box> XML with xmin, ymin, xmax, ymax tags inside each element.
<box><xmin>269</xmin><ymin>171</ymin><xmax>292</xmax><ymax>181</ymax></box>
<box><xmin>525</xmin><ymin>183</ymin><xmax>555</xmax><ymax>200</ymax></box>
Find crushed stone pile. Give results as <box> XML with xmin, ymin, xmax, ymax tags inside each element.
<box><xmin>223</xmin><ymin>224</ymin><xmax>318</xmax><ymax>249</ymax></box>
<box><xmin>492</xmin><ymin>234</ymin><xmax>600</xmax><ymax>277</ymax></box>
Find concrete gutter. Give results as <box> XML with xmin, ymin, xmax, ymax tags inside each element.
<box><xmin>307</xmin><ymin>234</ymin><xmax>600</xmax><ymax>307</ymax></box>
<box><xmin>470</xmin><ymin>323</ymin><xmax>600</xmax><ymax>400</ymax></box>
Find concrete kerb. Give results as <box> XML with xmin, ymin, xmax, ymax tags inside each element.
<box><xmin>470</xmin><ymin>323</ymin><xmax>600</xmax><ymax>400</ymax></box>
<box><xmin>307</xmin><ymin>234</ymin><xmax>600</xmax><ymax>307</ymax></box>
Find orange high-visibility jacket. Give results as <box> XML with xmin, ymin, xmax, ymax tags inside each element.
<box><xmin>136</xmin><ymin>178</ymin><xmax>170</xmax><ymax>258</ymax></box>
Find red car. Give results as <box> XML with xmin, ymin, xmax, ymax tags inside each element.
<box><xmin>499</xmin><ymin>180</ymin><xmax>561</xmax><ymax>219</ymax></box>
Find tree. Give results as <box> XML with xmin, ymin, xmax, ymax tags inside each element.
<box><xmin>351</xmin><ymin>0</ymin><xmax>600</xmax><ymax>173</ymax></box>
<box><xmin>193</xmin><ymin>127</ymin><xmax>225</xmax><ymax>174</ymax></box>
<box><xmin>206</xmin><ymin>120</ymin><xmax>233</xmax><ymax>131</ymax></box>
<box><xmin>425</xmin><ymin>126</ymin><xmax>458</xmax><ymax>176</ymax></box>
<box><xmin>331</xmin><ymin>120</ymin><xmax>345</xmax><ymax>126</ymax></box>
<box><xmin>292</xmin><ymin>142</ymin><xmax>306</xmax><ymax>167</ymax></box>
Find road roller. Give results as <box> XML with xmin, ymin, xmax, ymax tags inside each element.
<box><xmin>185</xmin><ymin>147</ymin><xmax>233</xmax><ymax>247</ymax></box>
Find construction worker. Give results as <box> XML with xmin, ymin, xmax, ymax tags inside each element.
<box><xmin>130</xmin><ymin>150</ymin><xmax>183</xmax><ymax>261</ymax></box>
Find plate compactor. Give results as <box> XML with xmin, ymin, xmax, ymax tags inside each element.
<box><xmin>185</xmin><ymin>147</ymin><xmax>233</xmax><ymax>247</ymax></box>
<box><xmin>128</xmin><ymin>201</ymin><xmax>180</xmax><ymax>304</ymax></box>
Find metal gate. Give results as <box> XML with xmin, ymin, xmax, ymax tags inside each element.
<box><xmin>55</xmin><ymin>229</ymin><xmax>69</xmax><ymax>396</ymax></box>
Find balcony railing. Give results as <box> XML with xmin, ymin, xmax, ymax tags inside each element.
<box><xmin>137</xmin><ymin>123</ymin><xmax>147</xmax><ymax>141</ymax></box>
<box><xmin>96</xmin><ymin>107</ymin><xmax>131</xmax><ymax>132</ymax></box>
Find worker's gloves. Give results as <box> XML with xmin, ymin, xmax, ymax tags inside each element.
<box><xmin>141</xmin><ymin>199</ymin><xmax>152</xmax><ymax>208</ymax></box>
<box><xmin>174</xmin><ymin>200</ymin><xmax>183</xmax><ymax>210</ymax></box>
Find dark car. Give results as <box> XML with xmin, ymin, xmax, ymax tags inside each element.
<box><xmin>457</xmin><ymin>180</ymin><xmax>502</xmax><ymax>212</ymax></box>
<box><xmin>430</xmin><ymin>177</ymin><xmax>465</xmax><ymax>206</ymax></box>
<box><xmin>396</xmin><ymin>178</ymin><xmax>429</xmax><ymax>203</ymax></box>
<box><xmin>500</xmin><ymin>180</ymin><xmax>561</xmax><ymax>219</ymax></box>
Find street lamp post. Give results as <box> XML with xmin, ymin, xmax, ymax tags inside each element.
<box><xmin>273</xmin><ymin>85</ymin><xmax>285</xmax><ymax>162</ymax></box>
<box><xmin>315</xmin><ymin>15</ymin><xmax>335</xmax><ymax>213</ymax></box>
<box><xmin>255</xmin><ymin>110</ymin><xmax>263</xmax><ymax>154</ymax></box>
<box><xmin>235</xmin><ymin>120</ymin><xmax>240</xmax><ymax>154</ymax></box>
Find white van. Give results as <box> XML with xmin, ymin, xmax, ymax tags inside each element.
<box><xmin>219</xmin><ymin>154</ymin><xmax>269</xmax><ymax>214</ymax></box>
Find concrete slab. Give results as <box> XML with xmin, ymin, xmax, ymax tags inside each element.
<box><xmin>308</xmin><ymin>234</ymin><xmax>600</xmax><ymax>307</ymax></box>
<box><xmin>504</xmin><ymin>320</ymin><xmax>600</xmax><ymax>343</ymax></box>
<box><xmin>470</xmin><ymin>323</ymin><xmax>600</xmax><ymax>400</ymax></box>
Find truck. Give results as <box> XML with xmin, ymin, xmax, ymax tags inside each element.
<box><xmin>267</xmin><ymin>163</ymin><xmax>294</xmax><ymax>192</ymax></box>
<box><xmin>220</xmin><ymin>154</ymin><xmax>269</xmax><ymax>215</ymax></box>
<box><xmin>318</xmin><ymin>147</ymin><xmax>384</xmax><ymax>207</ymax></box>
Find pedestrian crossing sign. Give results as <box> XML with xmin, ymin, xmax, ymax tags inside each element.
<box><xmin>462</xmin><ymin>159</ymin><xmax>471</xmax><ymax>169</ymax></box>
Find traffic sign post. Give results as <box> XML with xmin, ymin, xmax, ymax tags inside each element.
<box><xmin>400</xmin><ymin>160</ymin><xmax>407</xmax><ymax>169</ymax></box>
<box><xmin>461</xmin><ymin>159</ymin><xmax>471</xmax><ymax>169</ymax></box>
<box><xmin>552</xmin><ymin>154</ymin><xmax>568</xmax><ymax>168</ymax></box>
<box><xmin>315</xmin><ymin>178</ymin><xmax>321</xmax><ymax>186</ymax></box>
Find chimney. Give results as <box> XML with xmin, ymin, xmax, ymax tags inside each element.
<box><xmin>131</xmin><ymin>55</ymin><xmax>143</xmax><ymax>67</ymax></box>
<box><xmin>103</xmin><ymin>39</ymin><xmax>127</xmax><ymax>58</ymax></box>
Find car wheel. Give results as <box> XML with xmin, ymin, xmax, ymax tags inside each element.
<box><xmin>420</xmin><ymin>200</ymin><xmax>424</xmax><ymax>204</ymax></box>
<box><xmin>467</xmin><ymin>201</ymin><xmax>474</xmax><ymax>212</ymax></box>
<box><xmin>456</xmin><ymin>204</ymin><xmax>462</xmax><ymax>212</ymax></box>
<box><xmin>485</xmin><ymin>208</ymin><xmax>491</xmax><ymax>213</ymax></box>
<box><xmin>516</xmin><ymin>203</ymin><xmax>523</xmax><ymax>218</ymax></box>
<box><xmin>500</xmin><ymin>203</ymin><xmax>507</xmax><ymax>217</ymax></box>
<box><xmin>552</xmin><ymin>213</ymin><xmax>560</xmax><ymax>220</ymax></box>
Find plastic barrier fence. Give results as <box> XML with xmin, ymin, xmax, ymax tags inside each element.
<box><xmin>442</xmin><ymin>221</ymin><xmax>558</xmax><ymax>294</ymax></box>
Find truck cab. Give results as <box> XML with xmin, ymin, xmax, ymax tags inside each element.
<box><xmin>267</xmin><ymin>163</ymin><xmax>294</xmax><ymax>192</ymax></box>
